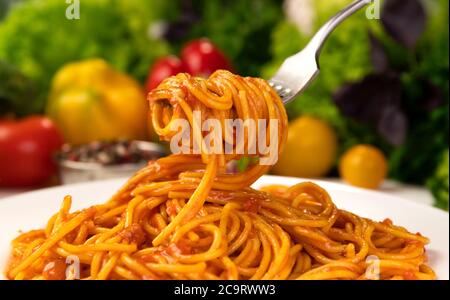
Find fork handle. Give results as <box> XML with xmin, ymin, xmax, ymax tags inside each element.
<box><xmin>306</xmin><ymin>0</ymin><xmax>372</xmax><ymax>61</ymax></box>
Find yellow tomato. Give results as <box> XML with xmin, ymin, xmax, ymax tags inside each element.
<box><xmin>339</xmin><ymin>145</ymin><xmax>388</xmax><ymax>189</ymax></box>
<box><xmin>272</xmin><ymin>116</ymin><xmax>338</xmax><ymax>178</ymax></box>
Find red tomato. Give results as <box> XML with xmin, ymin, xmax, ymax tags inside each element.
<box><xmin>0</xmin><ymin>116</ymin><xmax>63</xmax><ymax>187</ymax></box>
<box><xmin>180</xmin><ymin>39</ymin><xmax>233</xmax><ymax>77</ymax></box>
<box><xmin>145</xmin><ymin>56</ymin><xmax>185</xmax><ymax>93</ymax></box>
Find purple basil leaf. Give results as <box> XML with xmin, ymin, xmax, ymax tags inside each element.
<box><xmin>377</xmin><ymin>106</ymin><xmax>408</xmax><ymax>146</ymax></box>
<box><xmin>422</xmin><ymin>80</ymin><xmax>444</xmax><ymax>111</ymax></box>
<box><xmin>369</xmin><ymin>31</ymin><xmax>390</xmax><ymax>73</ymax></box>
<box><xmin>333</xmin><ymin>73</ymin><xmax>402</xmax><ymax>124</ymax></box>
<box><xmin>381</xmin><ymin>0</ymin><xmax>427</xmax><ymax>49</ymax></box>
<box><xmin>163</xmin><ymin>0</ymin><xmax>200</xmax><ymax>42</ymax></box>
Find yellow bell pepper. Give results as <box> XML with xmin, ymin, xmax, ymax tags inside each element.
<box><xmin>46</xmin><ymin>59</ymin><xmax>148</xmax><ymax>145</ymax></box>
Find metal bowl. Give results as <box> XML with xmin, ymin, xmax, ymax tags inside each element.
<box><xmin>57</xmin><ymin>141</ymin><xmax>166</xmax><ymax>184</ymax></box>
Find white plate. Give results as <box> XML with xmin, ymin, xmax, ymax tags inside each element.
<box><xmin>0</xmin><ymin>175</ymin><xmax>448</xmax><ymax>280</ymax></box>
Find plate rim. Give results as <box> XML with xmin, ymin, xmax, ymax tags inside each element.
<box><xmin>2</xmin><ymin>174</ymin><xmax>446</xmax><ymax>218</ymax></box>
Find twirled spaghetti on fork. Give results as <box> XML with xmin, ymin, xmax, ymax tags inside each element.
<box><xmin>6</xmin><ymin>70</ymin><xmax>435</xmax><ymax>280</ymax></box>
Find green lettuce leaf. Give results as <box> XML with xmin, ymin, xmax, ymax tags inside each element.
<box><xmin>0</xmin><ymin>0</ymin><xmax>172</xmax><ymax>114</ymax></box>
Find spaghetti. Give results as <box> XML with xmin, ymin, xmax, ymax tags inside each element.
<box><xmin>6</xmin><ymin>70</ymin><xmax>435</xmax><ymax>280</ymax></box>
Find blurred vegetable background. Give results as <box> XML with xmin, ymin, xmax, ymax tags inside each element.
<box><xmin>0</xmin><ymin>0</ymin><xmax>448</xmax><ymax>210</ymax></box>
<box><xmin>0</xmin><ymin>0</ymin><xmax>174</xmax><ymax>114</ymax></box>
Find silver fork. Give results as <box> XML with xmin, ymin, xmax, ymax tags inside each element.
<box><xmin>269</xmin><ymin>0</ymin><xmax>372</xmax><ymax>104</ymax></box>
